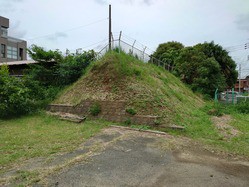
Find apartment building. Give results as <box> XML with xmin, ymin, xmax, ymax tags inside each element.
<box><xmin>234</xmin><ymin>77</ymin><xmax>249</xmax><ymax>92</ymax></box>
<box><xmin>0</xmin><ymin>16</ymin><xmax>27</xmax><ymax>63</ymax></box>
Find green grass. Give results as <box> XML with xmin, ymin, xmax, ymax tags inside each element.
<box><xmin>0</xmin><ymin>112</ymin><xmax>108</xmax><ymax>172</ymax></box>
<box><xmin>53</xmin><ymin>51</ymin><xmax>204</xmax><ymax>125</ymax></box>
<box><xmin>51</xmin><ymin>51</ymin><xmax>249</xmax><ymax>157</ymax></box>
<box><xmin>162</xmin><ymin>103</ymin><xmax>249</xmax><ymax>157</ymax></box>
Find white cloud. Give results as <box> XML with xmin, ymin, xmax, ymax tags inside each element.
<box><xmin>0</xmin><ymin>0</ymin><xmax>24</xmax><ymax>13</ymax></box>
<box><xmin>47</xmin><ymin>32</ymin><xmax>68</xmax><ymax>42</ymax></box>
<box><xmin>94</xmin><ymin>0</ymin><xmax>156</xmax><ymax>6</ymax></box>
<box><xmin>8</xmin><ymin>20</ymin><xmax>27</xmax><ymax>38</ymax></box>
<box><xmin>235</xmin><ymin>14</ymin><xmax>249</xmax><ymax>32</ymax></box>
<box><xmin>94</xmin><ymin>0</ymin><xmax>107</xmax><ymax>5</ymax></box>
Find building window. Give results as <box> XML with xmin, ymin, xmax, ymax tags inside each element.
<box><xmin>1</xmin><ymin>44</ymin><xmax>6</xmax><ymax>58</ymax></box>
<box><xmin>7</xmin><ymin>46</ymin><xmax>18</xmax><ymax>60</ymax></box>
<box><xmin>19</xmin><ymin>48</ymin><xmax>23</xmax><ymax>60</ymax></box>
<box><xmin>1</xmin><ymin>27</ymin><xmax>8</xmax><ymax>37</ymax></box>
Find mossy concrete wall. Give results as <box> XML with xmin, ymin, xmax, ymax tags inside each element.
<box><xmin>48</xmin><ymin>100</ymin><xmax>159</xmax><ymax>126</ymax></box>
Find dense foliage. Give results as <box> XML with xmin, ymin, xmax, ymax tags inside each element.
<box><xmin>152</xmin><ymin>41</ymin><xmax>238</xmax><ymax>97</ymax></box>
<box><xmin>0</xmin><ymin>66</ymin><xmax>46</xmax><ymax>118</ymax></box>
<box><xmin>194</xmin><ymin>42</ymin><xmax>238</xmax><ymax>88</ymax></box>
<box><xmin>152</xmin><ymin>41</ymin><xmax>184</xmax><ymax>71</ymax></box>
<box><xmin>0</xmin><ymin>45</ymin><xmax>95</xmax><ymax>118</ymax></box>
<box><xmin>27</xmin><ymin>45</ymin><xmax>96</xmax><ymax>86</ymax></box>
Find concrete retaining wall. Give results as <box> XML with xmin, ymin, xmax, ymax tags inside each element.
<box><xmin>48</xmin><ymin>100</ymin><xmax>159</xmax><ymax>126</ymax></box>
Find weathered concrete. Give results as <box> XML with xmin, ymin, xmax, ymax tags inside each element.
<box><xmin>45</xmin><ymin>127</ymin><xmax>249</xmax><ymax>187</ymax></box>
<box><xmin>48</xmin><ymin>100</ymin><xmax>159</xmax><ymax>126</ymax></box>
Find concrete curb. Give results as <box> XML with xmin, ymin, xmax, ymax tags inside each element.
<box><xmin>110</xmin><ymin>125</ymin><xmax>168</xmax><ymax>135</ymax></box>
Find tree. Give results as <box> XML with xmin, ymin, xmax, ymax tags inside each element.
<box><xmin>174</xmin><ymin>47</ymin><xmax>226</xmax><ymax>96</ymax></box>
<box><xmin>151</xmin><ymin>41</ymin><xmax>184</xmax><ymax>70</ymax></box>
<box><xmin>27</xmin><ymin>45</ymin><xmax>96</xmax><ymax>86</ymax></box>
<box><xmin>57</xmin><ymin>50</ymin><xmax>95</xmax><ymax>85</ymax></box>
<box><xmin>194</xmin><ymin>42</ymin><xmax>238</xmax><ymax>87</ymax></box>
<box><xmin>0</xmin><ymin>45</ymin><xmax>96</xmax><ymax>118</ymax></box>
<box><xmin>27</xmin><ymin>45</ymin><xmax>62</xmax><ymax>86</ymax></box>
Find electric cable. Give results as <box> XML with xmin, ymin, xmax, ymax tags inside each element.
<box><xmin>27</xmin><ymin>18</ymin><xmax>108</xmax><ymax>41</ymax></box>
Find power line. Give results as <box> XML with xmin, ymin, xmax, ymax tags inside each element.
<box><xmin>27</xmin><ymin>17</ymin><xmax>108</xmax><ymax>41</ymax></box>
<box><xmin>81</xmin><ymin>39</ymin><xmax>108</xmax><ymax>50</ymax></box>
<box><xmin>65</xmin><ymin>38</ymin><xmax>108</xmax><ymax>53</ymax></box>
<box><xmin>225</xmin><ymin>42</ymin><xmax>249</xmax><ymax>52</ymax></box>
<box><xmin>121</xmin><ymin>33</ymin><xmax>156</xmax><ymax>54</ymax></box>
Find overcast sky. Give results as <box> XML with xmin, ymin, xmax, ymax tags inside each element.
<box><xmin>0</xmin><ymin>0</ymin><xmax>249</xmax><ymax>77</ymax></box>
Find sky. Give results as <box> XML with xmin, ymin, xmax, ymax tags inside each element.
<box><xmin>0</xmin><ymin>0</ymin><xmax>249</xmax><ymax>77</ymax></box>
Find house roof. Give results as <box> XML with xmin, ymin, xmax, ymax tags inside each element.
<box><xmin>0</xmin><ymin>60</ymin><xmax>38</xmax><ymax>66</ymax></box>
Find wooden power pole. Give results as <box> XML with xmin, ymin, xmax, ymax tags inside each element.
<box><xmin>109</xmin><ymin>4</ymin><xmax>112</xmax><ymax>50</ymax></box>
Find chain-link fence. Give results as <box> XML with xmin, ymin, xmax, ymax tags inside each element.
<box><xmin>96</xmin><ymin>34</ymin><xmax>172</xmax><ymax>71</ymax></box>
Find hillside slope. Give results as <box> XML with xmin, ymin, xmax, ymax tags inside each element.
<box><xmin>54</xmin><ymin>51</ymin><xmax>204</xmax><ymax>124</ymax></box>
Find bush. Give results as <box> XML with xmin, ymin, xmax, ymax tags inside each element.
<box><xmin>0</xmin><ymin>66</ymin><xmax>37</xmax><ymax>118</ymax></box>
<box><xmin>124</xmin><ymin>118</ymin><xmax>131</xmax><ymax>125</ymax></box>
<box><xmin>89</xmin><ymin>103</ymin><xmax>101</xmax><ymax>116</ymax></box>
<box><xmin>0</xmin><ymin>46</ymin><xmax>96</xmax><ymax>119</ymax></box>
<box><xmin>126</xmin><ymin>108</ymin><xmax>137</xmax><ymax>115</ymax></box>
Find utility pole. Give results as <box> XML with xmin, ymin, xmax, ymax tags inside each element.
<box><xmin>109</xmin><ymin>4</ymin><xmax>112</xmax><ymax>50</ymax></box>
<box><xmin>239</xmin><ymin>64</ymin><xmax>241</xmax><ymax>93</ymax></box>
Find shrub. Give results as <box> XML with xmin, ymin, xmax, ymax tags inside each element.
<box><xmin>124</xmin><ymin>118</ymin><xmax>131</xmax><ymax>125</ymax></box>
<box><xmin>126</xmin><ymin>108</ymin><xmax>137</xmax><ymax>115</ymax></box>
<box><xmin>0</xmin><ymin>66</ymin><xmax>37</xmax><ymax>118</ymax></box>
<box><xmin>89</xmin><ymin>103</ymin><xmax>101</xmax><ymax>116</ymax></box>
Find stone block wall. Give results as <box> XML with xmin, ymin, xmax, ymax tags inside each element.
<box><xmin>48</xmin><ymin>100</ymin><xmax>159</xmax><ymax>126</ymax></box>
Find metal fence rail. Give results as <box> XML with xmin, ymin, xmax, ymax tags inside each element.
<box><xmin>216</xmin><ymin>91</ymin><xmax>249</xmax><ymax>104</ymax></box>
<box><xmin>96</xmin><ymin>34</ymin><xmax>172</xmax><ymax>71</ymax></box>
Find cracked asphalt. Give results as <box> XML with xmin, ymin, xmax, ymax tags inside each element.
<box><xmin>45</xmin><ymin>127</ymin><xmax>249</xmax><ymax>187</ymax></box>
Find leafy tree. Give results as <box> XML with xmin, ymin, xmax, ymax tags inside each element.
<box><xmin>27</xmin><ymin>45</ymin><xmax>62</xmax><ymax>86</ymax></box>
<box><xmin>56</xmin><ymin>50</ymin><xmax>95</xmax><ymax>85</ymax></box>
<box><xmin>28</xmin><ymin>45</ymin><xmax>62</xmax><ymax>62</ymax></box>
<box><xmin>27</xmin><ymin>45</ymin><xmax>96</xmax><ymax>86</ymax></box>
<box><xmin>153</xmin><ymin>41</ymin><xmax>237</xmax><ymax>97</ymax></box>
<box><xmin>0</xmin><ymin>45</ymin><xmax>96</xmax><ymax>118</ymax></box>
<box><xmin>151</xmin><ymin>41</ymin><xmax>184</xmax><ymax>70</ymax></box>
<box><xmin>174</xmin><ymin>47</ymin><xmax>226</xmax><ymax>96</ymax></box>
<box><xmin>194</xmin><ymin>42</ymin><xmax>238</xmax><ymax>87</ymax></box>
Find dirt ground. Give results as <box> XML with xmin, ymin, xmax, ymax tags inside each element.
<box><xmin>1</xmin><ymin>126</ymin><xmax>249</xmax><ymax>187</ymax></box>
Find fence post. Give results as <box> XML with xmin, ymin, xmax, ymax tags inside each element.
<box><xmin>132</xmin><ymin>40</ymin><xmax>136</xmax><ymax>54</ymax></box>
<box><xmin>214</xmin><ymin>88</ymin><xmax>218</xmax><ymax>102</ymax></box>
<box><xmin>143</xmin><ymin>46</ymin><xmax>147</xmax><ymax>62</ymax></box>
<box><xmin>119</xmin><ymin>31</ymin><xmax>122</xmax><ymax>53</ymax></box>
<box><xmin>111</xmin><ymin>33</ymin><xmax>114</xmax><ymax>50</ymax></box>
<box><xmin>232</xmin><ymin>88</ymin><xmax>235</xmax><ymax>104</ymax></box>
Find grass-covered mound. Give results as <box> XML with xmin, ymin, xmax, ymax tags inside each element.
<box><xmin>54</xmin><ymin>51</ymin><xmax>204</xmax><ymax>125</ymax></box>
